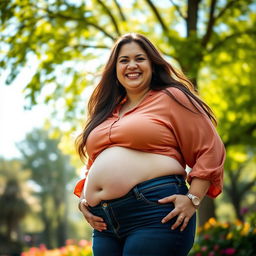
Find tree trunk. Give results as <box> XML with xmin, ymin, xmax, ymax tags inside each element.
<box><xmin>198</xmin><ymin>196</ymin><xmax>216</xmax><ymax>226</ymax></box>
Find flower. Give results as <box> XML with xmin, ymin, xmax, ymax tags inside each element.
<box><xmin>240</xmin><ymin>207</ymin><xmax>249</xmax><ymax>215</ymax></box>
<box><xmin>201</xmin><ymin>246</ymin><xmax>208</xmax><ymax>252</ymax></box>
<box><xmin>189</xmin><ymin>214</ymin><xmax>256</xmax><ymax>256</ymax></box>
<box><xmin>226</xmin><ymin>232</ymin><xmax>233</xmax><ymax>239</ymax></box>
<box><xmin>221</xmin><ymin>248</ymin><xmax>236</xmax><ymax>255</ymax></box>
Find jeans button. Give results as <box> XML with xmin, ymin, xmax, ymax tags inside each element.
<box><xmin>102</xmin><ymin>202</ymin><xmax>108</xmax><ymax>207</ymax></box>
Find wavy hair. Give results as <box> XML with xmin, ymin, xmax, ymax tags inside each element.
<box><xmin>76</xmin><ymin>33</ymin><xmax>216</xmax><ymax>160</ymax></box>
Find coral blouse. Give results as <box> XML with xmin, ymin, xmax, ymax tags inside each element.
<box><xmin>74</xmin><ymin>87</ymin><xmax>225</xmax><ymax>198</ymax></box>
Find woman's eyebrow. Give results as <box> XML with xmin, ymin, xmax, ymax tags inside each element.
<box><xmin>118</xmin><ymin>53</ymin><xmax>146</xmax><ymax>60</ymax></box>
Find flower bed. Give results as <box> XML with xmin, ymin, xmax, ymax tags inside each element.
<box><xmin>22</xmin><ymin>239</ymin><xmax>92</xmax><ymax>256</ymax></box>
<box><xmin>22</xmin><ymin>217</ymin><xmax>256</xmax><ymax>256</ymax></box>
<box><xmin>189</xmin><ymin>217</ymin><xmax>256</xmax><ymax>256</ymax></box>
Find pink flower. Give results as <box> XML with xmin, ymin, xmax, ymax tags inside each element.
<box><xmin>78</xmin><ymin>239</ymin><xmax>89</xmax><ymax>247</ymax></box>
<box><xmin>201</xmin><ymin>246</ymin><xmax>208</xmax><ymax>252</ymax></box>
<box><xmin>39</xmin><ymin>244</ymin><xmax>47</xmax><ymax>251</ymax></box>
<box><xmin>208</xmin><ymin>252</ymin><xmax>215</xmax><ymax>256</ymax></box>
<box><xmin>222</xmin><ymin>248</ymin><xmax>236</xmax><ymax>255</ymax></box>
<box><xmin>195</xmin><ymin>253</ymin><xmax>202</xmax><ymax>256</ymax></box>
<box><xmin>66</xmin><ymin>239</ymin><xmax>75</xmax><ymax>245</ymax></box>
<box><xmin>60</xmin><ymin>246</ymin><xmax>67</xmax><ymax>254</ymax></box>
<box><xmin>240</xmin><ymin>207</ymin><xmax>248</xmax><ymax>215</ymax></box>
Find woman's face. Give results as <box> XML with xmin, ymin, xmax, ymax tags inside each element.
<box><xmin>116</xmin><ymin>42</ymin><xmax>152</xmax><ymax>95</ymax></box>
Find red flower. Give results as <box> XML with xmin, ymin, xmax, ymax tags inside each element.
<box><xmin>201</xmin><ymin>246</ymin><xmax>208</xmax><ymax>252</ymax></box>
<box><xmin>222</xmin><ymin>248</ymin><xmax>236</xmax><ymax>255</ymax></box>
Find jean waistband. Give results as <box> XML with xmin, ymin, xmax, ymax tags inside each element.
<box><xmin>90</xmin><ymin>175</ymin><xmax>185</xmax><ymax>208</ymax></box>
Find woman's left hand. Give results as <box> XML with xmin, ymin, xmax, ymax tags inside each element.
<box><xmin>158</xmin><ymin>194</ymin><xmax>196</xmax><ymax>231</ymax></box>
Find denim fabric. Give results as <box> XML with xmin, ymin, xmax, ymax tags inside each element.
<box><xmin>88</xmin><ymin>175</ymin><xmax>196</xmax><ymax>256</ymax></box>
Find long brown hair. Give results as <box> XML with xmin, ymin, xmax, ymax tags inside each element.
<box><xmin>76</xmin><ymin>33</ymin><xmax>216</xmax><ymax>160</ymax></box>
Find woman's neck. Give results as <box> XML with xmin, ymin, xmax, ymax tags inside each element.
<box><xmin>126</xmin><ymin>88</ymin><xmax>150</xmax><ymax>106</ymax></box>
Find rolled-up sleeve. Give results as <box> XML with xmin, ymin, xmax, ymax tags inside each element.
<box><xmin>73</xmin><ymin>160</ymin><xmax>92</xmax><ymax>197</ymax></box>
<box><xmin>168</xmin><ymin>88</ymin><xmax>226</xmax><ymax>198</ymax></box>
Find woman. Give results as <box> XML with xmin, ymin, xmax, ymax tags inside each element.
<box><xmin>74</xmin><ymin>33</ymin><xmax>225</xmax><ymax>256</ymax></box>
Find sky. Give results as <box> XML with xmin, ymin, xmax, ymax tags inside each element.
<box><xmin>0</xmin><ymin>67</ymin><xmax>50</xmax><ymax>159</ymax></box>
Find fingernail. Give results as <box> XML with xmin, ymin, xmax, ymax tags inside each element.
<box><xmin>161</xmin><ymin>219</ymin><xmax>166</xmax><ymax>223</ymax></box>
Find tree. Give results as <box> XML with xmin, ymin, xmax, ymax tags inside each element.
<box><xmin>0</xmin><ymin>179</ymin><xmax>29</xmax><ymax>240</ymax></box>
<box><xmin>17</xmin><ymin>129</ymin><xmax>76</xmax><ymax>248</ymax></box>
<box><xmin>0</xmin><ymin>158</ymin><xmax>30</xmax><ymax>254</ymax></box>
<box><xmin>1</xmin><ymin>0</ymin><xmax>256</xmax><ymax>224</ymax></box>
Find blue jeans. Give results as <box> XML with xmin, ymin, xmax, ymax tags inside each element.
<box><xmin>88</xmin><ymin>175</ymin><xmax>196</xmax><ymax>256</ymax></box>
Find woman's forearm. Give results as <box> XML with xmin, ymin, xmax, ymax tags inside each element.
<box><xmin>188</xmin><ymin>178</ymin><xmax>211</xmax><ymax>200</ymax></box>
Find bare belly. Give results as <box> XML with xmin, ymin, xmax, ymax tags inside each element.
<box><xmin>84</xmin><ymin>147</ymin><xmax>186</xmax><ymax>206</ymax></box>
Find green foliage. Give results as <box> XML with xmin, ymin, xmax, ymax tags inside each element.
<box><xmin>1</xmin><ymin>1</ymin><xmax>255</xmax><ymax>115</ymax></box>
<box><xmin>189</xmin><ymin>215</ymin><xmax>256</xmax><ymax>256</ymax></box>
<box><xmin>17</xmin><ymin>129</ymin><xmax>76</xmax><ymax>248</ymax></box>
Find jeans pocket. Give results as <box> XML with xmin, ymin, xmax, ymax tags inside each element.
<box><xmin>138</xmin><ymin>182</ymin><xmax>181</xmax><ymax>206</ymax></box>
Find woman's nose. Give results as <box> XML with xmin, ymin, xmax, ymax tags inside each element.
<box><xmin>127</xmin><ymin>60</ymin><xmax>138</xmax><ymax>69</ymax></box>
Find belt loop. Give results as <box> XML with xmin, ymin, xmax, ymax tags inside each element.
<box><xmin>132</xmin><ymin>186</ymin><xmax>141</xmax><ymax>200</ymax></box>
<box><xmin>174</xmin><ymin>175</ymin><xmax>183</xmax><ymax>185</ymax></box>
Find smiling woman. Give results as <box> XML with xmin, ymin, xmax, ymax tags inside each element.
<box><xmin>74</xmin><ymin>33</ymin><xmax>225</xmax><ymax>256</ymax></box>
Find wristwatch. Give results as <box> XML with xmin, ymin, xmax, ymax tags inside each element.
<box><xmin>186</xmin><ymin>193</ymin><xmax>200</xmax><ymax>208</ymax></box>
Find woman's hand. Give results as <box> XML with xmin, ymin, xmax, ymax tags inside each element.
<box><xmin>79</xmin><ymin>199</ymin><xmax>107</xmax><ymax>232</ymax></box>
<box><xmin>158</xmin><ymin>194</ymin><xmax>196</xmax><ymax>232</ymax></box>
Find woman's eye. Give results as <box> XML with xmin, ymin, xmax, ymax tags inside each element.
<box><xmin>120</xmin><ymin>59</ymin><xmax>128</xmax><ymax>63</ymax></box>
<box><xmin>137</xmin><ymin>58</ymin><xmax>145</xmax><ymax>61</ymax></box>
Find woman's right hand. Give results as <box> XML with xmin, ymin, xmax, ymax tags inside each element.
<box><xmin>79</xmin><ymin>199</ymin><xmax>107</xmax><ymax>232</ymax></box>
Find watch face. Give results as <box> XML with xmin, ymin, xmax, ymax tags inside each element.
<box><xmin>192</xmin><ymin>197</ymin><xmax>200</xmax><ymax>206</ymax></box>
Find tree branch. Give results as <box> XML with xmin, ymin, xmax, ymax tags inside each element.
<box><xmin>224</xmin><ymin>123</ymin><xmax>256</xmax><ymax>148</ymax></box>
<box><xmin>113</xmin><ymin>0</ymin><xmax>126</xmax><ymax>21</ymax></box>
<box><xmin>86</xmin><ymin>22</ymin><xmax>116</xmax><ymax>41</ymax></box>
<box><xmin>241</xmin><ymin>180</ymin><xmax>256</xmax><ymax>195</ymax></box>
<box><xmin>160</xmin><ymin>48</ymin><xmax>181</xmax><ymax>64</ymax></box>
<box><xmin>71</xmin><ymin>44</ymin><xmax>110</xmax><ymax>50</ymax></box>
<box><xmin>44</xmin><ymin>9</ymin><xmax>116</xmax><ymax>41</ymax></box>
<box><xmin>96</xmin><ymin>0</ymin><xmax>121</xmax><ymax>36</ymax></box>
<box><xmin>201</xmin><ymin>0</ymin><xmax>217</xmax><ymax>48</ymax></box>
<box><xmin>169</xmin><ymin>0</ymin><xmax>186</xmax><ymax>20</ymax></box>
<box><xmin>208</xmin><ymin>29</ymin><xmax>256</xmax><ymax>53</ymax></box>
<box><xmin>215</xmin><ymin>0</ymin><xmax>240</xmax><ymax>21</ymax></box>
<box><xmin>145</xmin><ymin>0</ymin><xmax>169</xmax><ymax>33</ymax></box>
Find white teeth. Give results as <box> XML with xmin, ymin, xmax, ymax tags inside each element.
<box><xmin>127</xmin><ymin>73</ymin><xmax>140</xmax><ymax>77</ymax></box>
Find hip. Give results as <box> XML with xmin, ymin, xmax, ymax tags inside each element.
<box><xmin>88</xmin><ymin>175</ymin><xmax>195</xmax><ymax>238</ymax></box>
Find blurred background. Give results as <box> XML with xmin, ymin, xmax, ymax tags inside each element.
<box><xmin>0</xmin><ymin>0</ymin><xmax>255</xmax><ymax>255</ymax></box>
